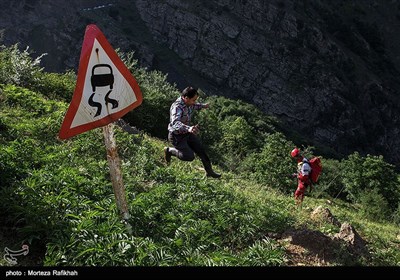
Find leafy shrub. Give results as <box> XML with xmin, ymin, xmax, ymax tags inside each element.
<box><xmin>117</xmin><ymin>51</ymin><xmax>179</xmax><ymax>139</ymax></box>
<box><xmin>358</xmin><ymin>188</ymin><xmax>390</xmax><ymax>222</ymax></box>
<box><xmin>196</xmin><ymin>96</ymin><xmax>278</xmax><ymax>168</ymax></box>
<box><xmin>0</xmin><ymin>44</ymin><xmax>45</xmax><ymax>87</ymax></box>
<box><xmin>247</xmin><ymin>132</ymin><xmax>295</xmax><ymax>193</ymax></box>
<box><xmin>32</xmin><ymin>71</ymin><xmax>76</xmax><ymax>101</ymax></box>
<box><xmin>217</xmin><ymin>116</ymin><xmax>256</xmax><ymax>170</ymax></box>
<box><xmin>341</xmin><ymin>152</ymin><xmax>400</xmax><ymax>211</ymax></box>
<box><xmin>390</xmin><ymin>202</ymin><xmax>400</xmax><ymax>226</ymax></box>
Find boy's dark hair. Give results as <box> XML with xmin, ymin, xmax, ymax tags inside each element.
<box><xmin>181</xmin><ymin>86</ymin><xmax>198</xmax><ymax>98</ymax></box>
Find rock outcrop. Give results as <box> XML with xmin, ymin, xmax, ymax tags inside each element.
<box><xmin>281</xmin><ymin>214</ymin><xmax>369</xmax><ymax>265</ymax></box>
<box><xmin>311</xmin><ymin>206</ymin><xmax>341</xmax><ymax>227</ymax></box>
<box><xmin>334</xmin><ymin>222</ymin><xmax>369</xmax><ymax>257</ymax></box>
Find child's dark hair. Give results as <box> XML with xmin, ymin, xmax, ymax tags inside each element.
<box><xmin>181</xmin><ymin>86</ymin><xmax>198</xmax><ymax>98</ymax></box>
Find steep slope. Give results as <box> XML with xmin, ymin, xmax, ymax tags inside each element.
<box><xmin>1</xmin><ymin>83</ymin><xmax>398</xmax><ymax>266</ymax></box>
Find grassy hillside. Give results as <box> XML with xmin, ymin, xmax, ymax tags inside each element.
<box><xmin>0</xmin><ymin>46</ymin><xmax>399</xmax><ymax>266</ymax></box>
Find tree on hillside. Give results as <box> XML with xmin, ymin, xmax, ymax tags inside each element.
<box><xmin>341</xmin><ymin>152</ymin><xmax>400</xmax><ymax>213</ymax></box>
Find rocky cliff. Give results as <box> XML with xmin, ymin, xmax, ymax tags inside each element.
<box><xmin>1</xmin><ymin>0</ymin><xmax>400</xmax><ymax>166</ymax></box>
<box><xmin>134</xmin><ymin>0</ymin><xmax>400</xmax><ymax>166</ymax></box>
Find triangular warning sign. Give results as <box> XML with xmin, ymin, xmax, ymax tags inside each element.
<box><xmin>59</xmin><ymin>24</ymin><xmax>143</xmax><ymax>139</ymax></box>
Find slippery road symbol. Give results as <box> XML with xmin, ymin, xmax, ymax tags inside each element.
<box><xmin>88</xmin><ymin>64</ymin><xmax>119</xmax><ymax>117</ymax></box>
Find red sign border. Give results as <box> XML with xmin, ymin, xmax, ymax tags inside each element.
<box><xmin>59</xmin><ymin>24</ymin><xmax>143</xmax><ymax>139</ymax></box>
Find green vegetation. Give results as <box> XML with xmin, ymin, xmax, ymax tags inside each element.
<box><xmin>0</xmin><ymin>45</ymin><xmax>399</xmax><ymax>266</ymax></box>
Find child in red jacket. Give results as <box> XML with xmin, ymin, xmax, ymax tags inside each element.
<box><xmin>290</xmin><ymin>148</ymin><xmax>312</xmax><ymax>207</ymax></box>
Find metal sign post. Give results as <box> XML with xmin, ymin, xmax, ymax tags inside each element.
<box><xmin>102</xmin><ymin>123</ymin><xmax>130</xmax><ymax>222</ymax></box>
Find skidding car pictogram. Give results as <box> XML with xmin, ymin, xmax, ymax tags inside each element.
<box><xmin>88</xmin><ymin>64</ymin><xmax>119</xmax><ymax>117</ymax></box>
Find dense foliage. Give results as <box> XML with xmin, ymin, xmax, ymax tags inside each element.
<box><xmin>0</xmin><ymin>45</ymin><xmax>399</xmax><ymax>266</ymax></box>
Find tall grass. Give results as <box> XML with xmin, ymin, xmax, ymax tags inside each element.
<box><xmin>0</xmin><ymin>45</ymin><xmax>399</xmax><ymax>266</ymax></box>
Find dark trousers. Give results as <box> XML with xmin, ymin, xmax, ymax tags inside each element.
<box><xmin>168</xmin><ymin>132</ymin><xmax>213</xmax><ymax>172</ymax></box>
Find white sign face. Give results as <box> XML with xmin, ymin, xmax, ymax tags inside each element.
<box><xmin>71</xmin><ymin>38</ymin><xmax>138</xmax><ymax>128</ymax></box>
<box><xmin>59</xmin><ymin>24</ymin><xmax>142</xmax><ymax>139</ymax></box>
